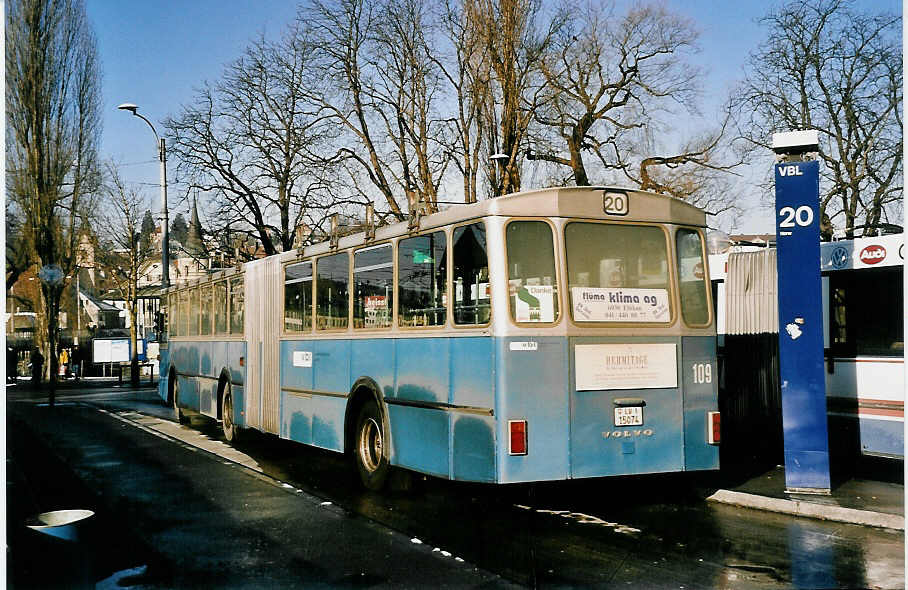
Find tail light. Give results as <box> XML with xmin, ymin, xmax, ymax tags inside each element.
<box><xmin>708</xmin><ymin>411</ymin><xmax>720</xmax><ymax>445</ymax></box>
<box><xmin>509</xmin><ymin>420</ymin><xmax>528</xmax><ymax>455</ymax></box>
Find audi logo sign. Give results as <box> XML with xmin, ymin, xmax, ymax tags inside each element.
<box><xmin>859</xmin><ymin>245</ymin><xmax>887</xmax><ymax>265</ymax></box>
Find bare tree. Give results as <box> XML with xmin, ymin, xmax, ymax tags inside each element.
<box><xmin>465</xmin><ymin>0</ymin><xmax>565</xmax><ymax>196</ymax></box>
<box><xmin>98</xmin><ymin>164</ymin><xmax>147</xmax><ymax>387</ymax></box>
<box><xmin>6</xmin><ymin>0</ymin><xmax>102</xmax><ymax>401</ymax></box>
<box><xmin>303</xmin><ymin>0</ymin><xmax>453</xmax><ymax>217</ymax></box>
<box><xmin>734</xmin><ymin>0</ymin><xmax>902</xmax><ymax>237</ymax></box>
<box><xmin>166</xmin><ymin>23</ymin><xmax>337</xmax><ymax>257</ymax></box>
<box><xmin>433</xmin><ymin>0</ymin><xmax>494</xmax><ymax>203</ymax></box>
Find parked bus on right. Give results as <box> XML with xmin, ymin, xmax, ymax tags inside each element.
<box><xmin>710</xmin><ymin>232</ymin><xmax>904</xmax><ymax>463</ymax></box>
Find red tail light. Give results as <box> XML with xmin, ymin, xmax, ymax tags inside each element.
<box><xmin>509</xmin><ymin>420</ymin><xmax>528</xmax><ymax>455</ymax></box>
<box><xmin>708</xmin><ymin>411</ymin><xmax>720</xmax><ymax>445</ymax></box>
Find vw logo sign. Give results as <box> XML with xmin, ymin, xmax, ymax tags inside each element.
<box><xmin>830</xmin><ymin>246</ymin><xmax>849</xmax><ymax>269</ymax></box>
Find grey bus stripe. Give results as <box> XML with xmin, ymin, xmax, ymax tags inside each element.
<box><xmin>176</xmin><ymin>371</ymin><xmax>242</xmax><ymax>387</ymax></box>
<box><xmin>384</xmin><ymin>398</ymin><xmax>494</xmax><ymax>417</ymax></box>
<box><xmin>282</xmin><ymin>386</ymin><xmax>349</xmax><ymax>399</ymax></box>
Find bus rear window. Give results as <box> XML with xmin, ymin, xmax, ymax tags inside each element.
<box><xmin>565</xmin><ymin>222</ymin><xmax>671</xmax><ymax>323</ymax></box>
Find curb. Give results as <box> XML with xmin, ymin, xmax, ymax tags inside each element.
<box><xmin>707</xmin><ymin>489</ymin><xmax>905</xmax><ymax>531</ymax></box>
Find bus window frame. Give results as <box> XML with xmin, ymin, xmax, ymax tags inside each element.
<box><xmin>563</xmin><ymin>219</ymin><xmax>676</xmax><ymax>328</ymax></box>
<box><xmin>397</xmin><ymin>229</ymin><xmax>450</xmax><ymax>331</ymax></box>
<box><xmin>451</xmin><ymin>219</ymin><xmax>492</xmax><ymax>329</ymax></box>
<box><xmin>502</xmin><ymin>217</ymin><xmax>563</xmax><ymax>328</ymax></box>
<box><xmin>314</xmin><ymin>250</ymin><xmax>352</xmax><ymax>332</ymax></box>
<box><xmin>282</xmin><ymin>258</ymin><xmax>315</xmax><ymax>336</ymax></box>
<box><xmin>352</xmin><ymin>241</ymin><xmax>395</xmax><ymax>332</ymax></box>
<box><xmin>674</xmin><ymin>226</ymin><xmax>713</xmax><ymax>329</ymax></box>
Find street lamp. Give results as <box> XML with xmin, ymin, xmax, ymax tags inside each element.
<box><xmin>490</xmin><ymin>153</ymin><xmax>509</xmax><ymax>197</ymax></box>
<box><xmin>118</xmin><ymin>103</ymin><xmax>170</xmax><ymax>290</ymax></box>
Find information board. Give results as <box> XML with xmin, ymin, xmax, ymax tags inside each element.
<box><xmin>775</xmin><ymin>159</ymin><xmax>831</xmax><ymax>492</ymax></box>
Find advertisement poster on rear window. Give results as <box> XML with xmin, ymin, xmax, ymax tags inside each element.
<box><xmin>571</xmin><ymin>287</ymin><xmax>669</xmax><ymax>322</ymax></box>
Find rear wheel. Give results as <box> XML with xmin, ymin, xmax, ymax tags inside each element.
<box><xmin>354</xmin><ymin>401</ymin><xmax>389</xmax><ymax>491</ymax></box>
<box><xmin>221</xmin><ymin>382</ymin><xmax>240</xmax><ymax>443</ymax></box>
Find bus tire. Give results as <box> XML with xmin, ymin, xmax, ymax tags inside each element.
<box><xmin>221</xmin><ymin>382</ymin><xmax>240</xmax><ymax>443</ymax></box>
<box><xmin>173</xmin><ymin>375</ymin><xmax>187</xmax><ymax>425</ymax></box>
<box><xmin>354</xmin><ymin>401</ymin><xmax>389</xmax><ymax>491</ymax></box>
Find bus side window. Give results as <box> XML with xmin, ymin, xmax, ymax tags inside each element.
<box><xmin>168</xmin><ymin>293</ymin><xmax>179</xmax><ymax>338</ymax></box>
<box><xmin>229</xmin><ymin>277</ymin><xmax>244</xmax><ymax>334</ymax></box>
<box><xmin>453</xmin><ymin>223</ymin><xmax>490</xmax><ymax>325</ymax></box>
<box><xmin>353</xmin><ymin>245</ymin><xmax>393</xmax><ymax>329</ymax></box>
<box><xmin>180</xmin><ymin>289</ymin><xmax>190</xmax><ymax>337</ymax></box>
<box><xmin>285</xmin><ymin>261</ymin><xmax>313</xmax><ymax>333</ymax></box>
<box><xmin>189</xmin><ymin>287</ymin><xmax>201</xmax><ymax>336</ymax></box>
<box><xmin>506</xmin><ymin>220</ymin><xmax>559</xmax><ymax>323</ymax></box>
<box><xmin>200</xmin><ymin>284</ymin><xmax>213</xmax><ymax>335</ymax></box>
<box><xmin>399</xmin><ymin>231</ymin><xmax>447</xmax><ymax>327</ymax></box>
<box><xmin>316</xmin><ymin>252</ymin><xmax>349</xmax><ymax>330</ymax></box>
<box><xmin>214</xmin><ymin>281</ymin><xmax>228</xmax><ymax>334</ymax></box>
<box><xmin>830</xmin><ymin>267</ymin><xmax>903</xmax><ymax>357</ymax></box>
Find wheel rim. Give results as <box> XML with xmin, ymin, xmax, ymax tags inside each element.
<box><xmin>223</xmin><ymin>393</ymin><xmax>233</xmax><ymax>436</ymax></box>
<box><xmin>358</xmin><ymin>417</ymin><xmax>383</xmax><ymax>473</ymax></box>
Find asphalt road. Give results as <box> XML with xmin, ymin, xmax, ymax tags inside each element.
<box><xmin>7</xmin><ymin>390</ymin><xmax>905</xmax><ymax>588</ymax></box>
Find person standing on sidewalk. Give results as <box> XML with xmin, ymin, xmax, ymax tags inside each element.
<box><xmin>30</xmin><ymin>347</ymin><xmax>44</xmax><ymax>390</ymax></box>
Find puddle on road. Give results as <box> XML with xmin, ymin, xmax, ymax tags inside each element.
<box><xmin>96</xmin><ymin>565</ymin><xmax>150</xmax><ymax>589</ymax></box>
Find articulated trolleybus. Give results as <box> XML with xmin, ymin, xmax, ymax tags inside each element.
<box><xmin>160</xmin><ymin>187</ymin><xmax>719</xmax><ymax>489</ymax></box>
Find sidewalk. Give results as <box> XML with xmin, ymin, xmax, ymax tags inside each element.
<box><xmin>708</xmin><ymin>464</ymin><xmax>904</xmax><ymax>530</ymax></box>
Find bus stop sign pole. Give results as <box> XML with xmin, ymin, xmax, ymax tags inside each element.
<box><xmin>773</xmin><ymin>130</ymin><xmax>831</xmax><ymax>494</ymax></box>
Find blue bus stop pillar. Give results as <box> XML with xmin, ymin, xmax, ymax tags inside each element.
<box><xmin>774</xmin><ymin>158</ymin><xmax>831</xmax><ymax>494</ymax></box>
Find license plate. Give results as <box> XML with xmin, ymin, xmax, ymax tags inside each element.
<box><xmin>614</xmin><ymin>406</ymin><xmax>643</xmax><ymax>427</ymax></box>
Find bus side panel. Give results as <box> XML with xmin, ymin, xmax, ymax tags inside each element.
<box><xmin>171</xmin><ymin>341</ymin><xmax>201</xmax><ymax>412</ymax></box>
<box><xmin>826</xmin><ymin>358</ymin><xmax>904</xmax><ymax>458</ymax></box>
<box><xmin>388</xmin><ymin>405</ymin><xmax>449</xmax><ymax>477</ymax></box>
<box><xmin>681</xmin><ymin>336</ymin><xmax>720</xmax><ymax>471</ymax></box>
<box><xmin>350</xmin><ymin>338</ymin><xmax>395</xmax><ymax>398</ymax></box>
<box><xmin>389</xmin><ymin>338</ymin><xmax>450</xmax><ymax>477</ymax></box>
<box><xmin>157</xmin><ymin>344</ymin><xmax>169</xmax><ymax>402</ymax></box>
<box><xmin>304</xmin><ymin>339</ymin><xmax>349</xmax><ymax>452</ymax></box>
<box><xmin>279</xmin><ymin>339</ymin><xmax>314</xmax><ymax>443</ymax></box>
<box><xmin>450</xmin><ymin>337</ymin><xmax>496</xmax><ymax>482</ymax></box>
<box><xmin>228</xmin><ymin>341</ymin><xmax>247</xmax><ymax>428</ymax></box>
<box><xmin>496</xmin><ymin>337</ymin><xmax>570</xmax><ymax>483</ymax></box>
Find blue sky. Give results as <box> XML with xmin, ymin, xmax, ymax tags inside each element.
<box><xmin>86</xmin><ymin>0</ymin><xmax>901</xmax><ymax>234</ymax></box>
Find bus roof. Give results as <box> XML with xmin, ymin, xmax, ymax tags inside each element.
<box><xmin>294</xmin><ymin>186</ymin><xmax>705</xmax><ymax>261</ymax></box>
<box><xmin>168</xmin><ymin>186</ymin><xmax>707</xmax><ymax>292</ymax></box>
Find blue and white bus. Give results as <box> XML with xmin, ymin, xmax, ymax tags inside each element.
<box><xmin>822</xmin><ymin>233</ymin><xmax>904</xmax><ymax>458</ymax></box>
<box><xmin>159</xmin><ymin>187</ymin><xmax>720</xmax><ymax>489</ymax></box>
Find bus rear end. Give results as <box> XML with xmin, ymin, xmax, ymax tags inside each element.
<box><xmin>493</xmin><ymin>189</ymin><xmax>719</xmax><ymax>483</ymax></box>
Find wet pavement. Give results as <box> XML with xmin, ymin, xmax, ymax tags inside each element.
<box><xmin>6</xmin><ymin>383</ymin><xmax>906</xmax><ymax>588</ymax></box>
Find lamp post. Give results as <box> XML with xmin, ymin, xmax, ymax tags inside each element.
<box><xmin>490</xmin><ymin>153</ymin><xmax>509</xmax><ymax>197</ymax></box>
<box><xmin>118</xmin><ymin>103</ymin><xmax>170</xmax><ymax>290</ymax></box>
